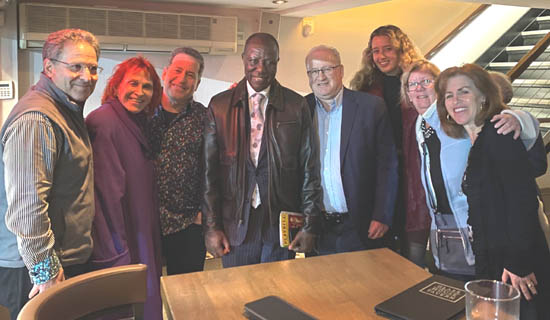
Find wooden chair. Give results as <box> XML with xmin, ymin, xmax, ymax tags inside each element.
<box><xmin>0</xmin><ymin>304</ymin><xmax>10</xmax><ymax>320</ymax></box>
<box><xmin>17</xmin><ymin>264</ymin><xmax>147</xmax><ymax>320</ymax></box>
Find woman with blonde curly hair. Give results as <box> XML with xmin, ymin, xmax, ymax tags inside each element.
<box><xmin>351</xmin><ymin>25</ymin><xmax>423</xmax><ymax>142</ymax></box>
<box><xmin>350</xmin><ymin>25</ymin><xmax>424</xmax><ymax>255</ymax></box>
<box><xmin>351</xmin><ymin>25</ymin><xmax>423</xmax><ymax>93</ymax></box>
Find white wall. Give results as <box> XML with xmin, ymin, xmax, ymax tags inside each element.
<box><xmin>275</xmin><ymin>0</ymin><xmax>482</xmax><ymax>93</ymax></box>
<box><xmin>0</xmin><ymin>2</ymin><xmax>20</xmax><ymax>122</ymax></box>
<box><xmin>21</xmin><ymin>50</ymin><xmax>234</xmax><ymax>115</ymax></box>
<box><xmin>14</xmin><ymin>0</ymin><xmax>483</xmax><ymax>118</ymax></box>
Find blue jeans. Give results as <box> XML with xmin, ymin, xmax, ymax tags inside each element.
<box><xmin>0</xmin><ymin>266</ymin><xmax>32</xmax><ymax>320</ymax></box>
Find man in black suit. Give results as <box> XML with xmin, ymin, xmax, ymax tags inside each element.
<box><xmin>203</xmin><ymin>33</ymin><xmax>322</xmax><ymax>267</ymax></box>
<box><xmin>305</xmin><ymin>45</ymin><xmax>398</xmax><ymax>254</ymax></box>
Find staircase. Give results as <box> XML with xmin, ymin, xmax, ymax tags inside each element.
<box><xmin>481</xmin><ymin>9</ymin><xmax>550</xmax><ymax>132</ymax></box>
<box><xmin>476</xmin><ymin>8</ymin><xmax>550</xmax><ymax>203</ymax></box>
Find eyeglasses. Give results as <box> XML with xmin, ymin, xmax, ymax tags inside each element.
<box><xmin>306</xmin><ymin>65</ymin><xmax>341</xmax><ymax>78</ymax></box>
<box><xmin>50</xmin><ymin>59</ymin><xmax>103</xmax><ymax>75</ymax></box>
<box><xmin>407</xmin><ymin>79</ymin><xmax>434</xmax><ymax>91</ymax></box>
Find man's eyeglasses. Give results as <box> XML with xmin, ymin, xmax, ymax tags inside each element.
<box><xmin>407</xmin><ymin>79</ymin><xmax>434</xmax><ymax>91</ymax></box>
<box><xmin>51</xmin><ymin>59</ymin><xmax>103</xmax><ymax>75</ymax></box>
<box><xmin>306</xmin><ymin>65</ymin><xmax>341</xmax><ymax>78</ymax></box>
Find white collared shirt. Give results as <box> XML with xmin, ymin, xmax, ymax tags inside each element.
<box><xmin>315</xmin><ymin>87</ymin><xmax>348</xmax><ymax>213</ymax></box>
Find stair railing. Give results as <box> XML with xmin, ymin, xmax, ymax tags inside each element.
<box><xmin>506</xmin><ymin>32</ymin><xmax>550</xmax><ymax>82</ymax></box>
<box><xmin>510</xmin><ymin>32</ymin><xmax>550</xmax><ymax>127</ymax></box>
<box><xmin>506</xmin><ymin>31</ymin><xmax>550</xmax><ymax>148</ymax></box>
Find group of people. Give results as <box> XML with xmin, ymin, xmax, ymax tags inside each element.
<box><xmin>0</xmin><ymin>29</ymin><xmax>207</xmax><ymax>320</ymax></box>
<box><xmin>0</xmin><ymin>23</ymin><xmax>548</xmax><ymax>320</ymax></box>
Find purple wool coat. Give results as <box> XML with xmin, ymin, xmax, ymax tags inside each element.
<box><xmin>86</xmin><ymin>98</ymin><xmax>162</xmax><ymax>320</ymax></box>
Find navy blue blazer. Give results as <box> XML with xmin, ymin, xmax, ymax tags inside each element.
<box><xmin>306</xmin><ymin>88</ymin><xmax>398</xmax><ymax>242</ymax></box>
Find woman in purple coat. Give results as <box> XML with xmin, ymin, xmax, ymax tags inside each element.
<box><xmin>86</xmin><ymin>56</ymin><xmax>163</xmax><ymax>320</ymax></box>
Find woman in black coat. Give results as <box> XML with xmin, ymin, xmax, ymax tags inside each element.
<box><xmin>435</xmin><ymin>63</ymin><xmax>550</xmax><ymax>320</ymax></box>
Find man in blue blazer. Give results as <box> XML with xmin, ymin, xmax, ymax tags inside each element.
<box><xmin>305</xmin><ymin>45</ymin><xmax>398</xmax><ymax>254</ymax></box>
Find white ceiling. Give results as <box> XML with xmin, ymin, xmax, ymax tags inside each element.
<box><xmin>146</xmin><ymin>0</ymin><xmax>388</xmax><ymax>17</ymax></box>
<box><xmin>146</xmin><ymin>0</ymin><xmax>550</xmax><ymax>17</ymax></box>
<box><xmin>148</xmin><ymin>0</ymin><xmax>320</xmax><ymax>9</ymax></box>
<box><xmin>448</xmin><ymin>0</ymin><xmax>550</xmax><ymax>10</ymax></box>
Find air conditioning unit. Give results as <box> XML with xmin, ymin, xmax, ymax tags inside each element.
<box><xmin>19</xmin><ymin>3</ymin><xmax>238</xmax><ymax>55</ymax></box>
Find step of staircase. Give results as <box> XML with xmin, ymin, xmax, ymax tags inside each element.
<box><xmin>510</xmin><ymin>96</ymin><xmax>550</xmax><ymax>105</ymax></box>
<box><xmin>508</xmin><ymin>98</ymin><xmax>550</xmax><ymax>119</ymax></box>
<box><xmin>536</xmin><ymin>15</ymin><xmax>550</xmax><ymax>29</ymax></box>
<box><xmin>505</xmin><ymin>45</ymin><xmax>550</xmax><ymax>61</ymax></box>
<box><xmin>489</xmin><ymin>61</ymin><xmax>550</xmax><ymax>69</ymax></box>
<box><xmin>513</xmin><ymin>79</ymin><xmax>550</xmax><ymax>87</ymax></box>
<box><xmin>508</xmin><ymin>106</ymin><xmax>550</xmax><ymax>120</ymax></box>
<box><xmin>521</xmin><ymin>29</ymin><xmax>550</xmax><ymax>45</ymax></box>
<box><xmin>511</xmin><ymin>85</ymin><xmax>550</xmax><ymax>100</ymax></box>
<box><xmin>488</xmin><ymin>62</ymin><xmax>550</xmax><ymax>79</ymax></box>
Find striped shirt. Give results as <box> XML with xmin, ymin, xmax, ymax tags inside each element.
<box><xmin>3</xmin><ymin>111</ymin><xmax>60</xmax><ymax>281</ymax></box>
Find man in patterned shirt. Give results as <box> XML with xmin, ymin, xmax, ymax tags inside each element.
<box><xmin>150</xmin><ymin>47</ymin><xmax>207</xmax><ymax>275</ymax></box>
<box><xmin>0</xmin><ymin>29</ymin><xmax>98</xmax><ymax>319</ymax></box>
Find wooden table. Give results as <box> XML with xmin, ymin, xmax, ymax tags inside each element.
<box><xmin>161</xmin><ymin>248</ymin><xmax>434</xmax><ymax>319</ymax></box>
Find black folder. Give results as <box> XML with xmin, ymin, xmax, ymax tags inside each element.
<box><xmin>375</xmin><ymin>275</ymin><xmax>466</xmax><ymax>320</ymax></box>
<box><xmin>243</xmin><ymin>295</ymin><xmax>317</xmax><ymax>320</ymax></box>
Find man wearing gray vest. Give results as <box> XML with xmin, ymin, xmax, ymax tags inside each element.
<box><xmin>0</xmin><ymin>29</ymin><xmax>99</xmax><ymax>319</ymax></box>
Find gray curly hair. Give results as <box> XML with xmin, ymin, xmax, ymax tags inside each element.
<box><xmin>42</xmin><ymin>28</ymin><xmax>100</xmax><ymax>61</ymax></box>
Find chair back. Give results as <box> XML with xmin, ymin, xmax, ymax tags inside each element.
<box><xmin>0</xmin><ymin>304</ymin><xmax>10</xmax><ymax>320</ymax></box>
<box><xmin>17</xmin><ymin>264</ymin><xmax>147</xmax><ymax>320</ymax></box>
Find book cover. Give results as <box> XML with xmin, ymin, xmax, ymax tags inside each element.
<box><xmin>375</xmin><ymin>275</ymin><xmax>465</xmax><ymax>320</ymax></box>
<box><xmin>279</xmin><ymin>211</ymin><xmax>304</xmax><ymax>248</ymax></box>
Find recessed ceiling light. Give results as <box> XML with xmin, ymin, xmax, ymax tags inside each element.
<box><xmin>272</xmin><ymin>0</ymin><xmax>288</xmax><ymax>4</ymax></box>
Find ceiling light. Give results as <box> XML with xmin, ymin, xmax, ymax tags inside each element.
<box><xmin>272</xmin><ymin>0</ymin><xmax>287</xmax><ymax>4</ymax></box>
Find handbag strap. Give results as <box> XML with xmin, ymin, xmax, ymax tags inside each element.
<box><xmin>421</xmin><ymin>141</ymin><xmax>438</xmax><ymax>212</ymax></box>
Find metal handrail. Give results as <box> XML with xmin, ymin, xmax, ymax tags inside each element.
<box><xmin>508</xmin><ymin>31</ymin><xmax>550</xmax><ymax>126</ymax></box>
<box><xmin>506</xmin><ymin>32</ymin><xmax>550</xmax><ymax>82</ymax></box>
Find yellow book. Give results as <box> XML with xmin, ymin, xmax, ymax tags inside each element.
<box><xmin>279</xmin><ymin>211</ymin><xmax>304</xmax><ymax>248</ymax></box>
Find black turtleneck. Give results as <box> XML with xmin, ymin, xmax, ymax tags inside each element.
<box><xmin>382</xmin><ymin>74</ymin><xmax>403</xmax><ymax>149</ymax></box>
<box><xmin>162</xmin><ymin>108</ymin><xmax>179</xmax><ymax>126</ymax></box>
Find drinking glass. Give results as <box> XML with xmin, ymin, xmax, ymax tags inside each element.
<box><xmin>465</xmin><ymin>280</ymin><xmax>520</xmax><ymax>320</ymax></box>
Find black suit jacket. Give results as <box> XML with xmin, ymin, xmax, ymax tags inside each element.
<box><xmin>464</xmin><ymin>121</ymin><xmax>550</xmax><ymax>281</ymax></box>
<box><xmin>306</xmin><ymin>88</ymin><xmax>398</xmax><ymax>245</ymax></box>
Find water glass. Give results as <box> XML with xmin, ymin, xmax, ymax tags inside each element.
<box><xmin>465</xmin><ymin>280</ymin><xmax>520</xmax><ymax>320</ymax></box>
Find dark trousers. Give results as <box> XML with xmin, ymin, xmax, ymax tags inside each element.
<box><xmin>64</xmin><ymin>262</ymin><xmax>91</xmax><ymax>279</ymax></box>
<box><xmin>222</xmin><ymin>205</ymin><xmax>295</xmax><ymax>268</ymax></box>
<box><xmin>162</xmin><ymin>224</ymin><xmax>206</xmax><ymax>275</ymax></box>
<box><xmin>401</xmin><ymin>230</ymin><xmax>430</xmax><ymax>268</ymax></box>
<box><xmin>0</xmin><ymin>266</ymin><xmax>32</xmax><ymax>320</ymax></box>
<box><xmin>317</xmin><ymin>216</ymin><xmax>384</xmax><ymax>255</ymax></box>
<box><xmin>0</xmin><ymin>262</ymin><xmax>91</xmax><ymax>320</ymax></box>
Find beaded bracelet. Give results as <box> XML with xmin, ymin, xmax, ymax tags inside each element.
<box><xmin>29</xmin><ymin>253</ymin><xmax>61</xmax><ymax>285</ymax></box>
